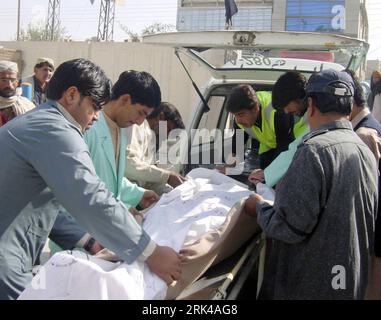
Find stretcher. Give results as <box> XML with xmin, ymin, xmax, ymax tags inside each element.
<box><xmin>19</xmin><ymin>168</ymin><xmax>266</xmax><ymax>300</ymax></box>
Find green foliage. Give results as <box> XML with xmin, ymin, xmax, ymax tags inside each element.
<box><xmin>17</xmin><ymin>19</ymin><xmax>70</xmax><ymax>41</ymax></box>
<box><xmin>141</xmin><ymin>22</ymin><xmax>176</xmax><ymax>36</ymax></box>
<box><xmin>120</xmin><ymin>22</ymin><xmax>176</xmax><ymax>42</ymax></box>
<box><xmin>119</xmin><ymin>23</ymin><xmax>141</xmax><ymax>42</ymax></box>
<box><xmin>85</xmin><ymin>36</ymin><xmax>99</xmax><ymax>42</ymax></box>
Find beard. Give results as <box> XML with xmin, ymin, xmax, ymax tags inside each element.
<box><xmin>0</xmin><ymin>87</ymin><xmax>16</xmax><ymax>98</ymax></box>
<box><xmin>297</xmin><ymin>98</ymin><xmax>308</xmax><ymax>117</ymax></box>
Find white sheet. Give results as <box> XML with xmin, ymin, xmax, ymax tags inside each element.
<box><xmin>255</xmin><ymin>182</ymin><xmax>275</xmax><ymax>202</ymax></box>
<box><xmin>18</xmin><ymin>168</ymin><xmax>253</xmax><ymax>300</ymax></box>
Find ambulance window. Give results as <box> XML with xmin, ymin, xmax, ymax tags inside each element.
<box><xmin>194</xmin><ymin>95</ymin><xmax>225</xmax><ymax>145</ymax></box>
<box><xmin>197</xmin><ymin>96</ymin><xmax>225</xmax><ymax>131</ymax></box>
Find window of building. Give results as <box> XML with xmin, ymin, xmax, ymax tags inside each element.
<box><xmin>177</xmin><ymin>7</ymin><xmax>272</xmax><ymax>31</ymax></box>
<box><xmin>286</xmin><ymin>0</ymin><xmax>346</xmax><ymax>33</ymax></box>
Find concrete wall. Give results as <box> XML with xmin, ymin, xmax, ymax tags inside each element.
<box><xmin>0</xmin><ymin>41</ymin><xmax>211</xmax><ymax>127</ymax></box>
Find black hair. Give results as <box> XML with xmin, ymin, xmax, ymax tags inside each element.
<box><xmin>344</xmin><ymin>69</ymin><xmax>366</xmax><ymax>108</ymax></box>
<box><xmin>147</xmin><ymin>101</ymin><xmax>185</xmax><ymax>129</ymax></box>
<box><xmin>111</xmin><ymin>70</ymin><xmax>161</xmax><ymax>110</ymax></box>
<box><xmin>226</xmin><ymin>84</ymin><xmax>259</xmax><ymax>113</ymax></box>
<box><xmin>47</xmin><ymin>58</ymin><xmax>111</xmax><ymax>108</ymax></box>
<box><xmin>308</xmin><ymin>82</ymin><xmax>353</xmax><ymax>115</ymax></box>
<box><xmin>272</xmin><ymin>71</ymin><xmax>306</xmax><ymax>111</ymax></box>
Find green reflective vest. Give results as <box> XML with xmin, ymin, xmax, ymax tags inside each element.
<box><xmin>237</xmin><ymin>91</ymin><xmax>308</xmax><ymax>154</ymax></box>
<box><xmin>293</xmin><ymin>115</ymin><xmax>308</xmax><ymax>138</ymax></box>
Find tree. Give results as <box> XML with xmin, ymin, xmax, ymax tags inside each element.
<box><xmin>120</xmin><ymin>22</ymin><xmax>176</xmax><ymax>42</ymax></box>
<box><xmin>141</xmin><ymin>22</ymin><xmax>176</xmax><ymax>36</ymax></box>
<box><xmin>85</xmin><ymin>36</ymin><xmax>99</xmax><ymax>42</ymax></box>
<box><xmin>119</xmin><ymin>23</ymin><xmax>141</xmax><ymax>42</ymax></box>
<box><xmin>17</xmin><ymin>19</ymin><xmax>70</xmax><ymax>41</ymax></box>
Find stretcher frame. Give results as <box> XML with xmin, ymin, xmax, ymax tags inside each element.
<box><xmin>175</xmin><ymin>232</ymin><xmax>266</xmax><ymax>300</ymax></box>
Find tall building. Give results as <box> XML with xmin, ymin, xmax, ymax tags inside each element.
<box><xmin>277</xmin><ymin>0</ymin><xmax>368</xmax><ymax>40</ymax></box>
<box><xmin>177</xmin><ymin>0</ymin><xmax>368</xmax><ymax>41</ymax></box>
<box><xmin>177</xmin><ymin>0</ymin><xmax>273</xmax><ymax>31</ymax></box>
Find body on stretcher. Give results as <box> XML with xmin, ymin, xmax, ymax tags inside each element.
<box><xmin>18</xmin><ymin>168</ymin><xmax>268</xmax><ymax>300</ymax></box>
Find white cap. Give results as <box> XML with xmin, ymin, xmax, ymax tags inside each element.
<box><xmin>36</xmin><ymin>57</ymin><xmax>54</xmax><ymax>68</ymax></box>
<box><xmin>0</xmin><ymin>60</ymin><xmax>18</xmax><ymax>73</ymax></box>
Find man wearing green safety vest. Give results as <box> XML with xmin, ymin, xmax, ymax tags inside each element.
<box><xmin>226</xmin><ymin>84</ymin><xmax>308</xmax><ymax>169</ymax></box>
<box><xmin>249</xmin><ymin>71</ymin><xmax>310</xmax><ymax>186</ymax></box>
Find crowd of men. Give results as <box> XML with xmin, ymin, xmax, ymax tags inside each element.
<box><xmin>0</xmin><ymin>57</ymin><xmax>380</xmax><ymax>300</ymax></box>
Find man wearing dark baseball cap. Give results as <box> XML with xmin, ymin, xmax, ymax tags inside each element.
<box><xmin>247</xmin><ymin>69</ymin><xmax>378</xmax><ymax>299</ymax></box>
<box><xmin>306</xmin><ymin>68</ymin><xmax>354</xmax><ymax>96</ymax></box>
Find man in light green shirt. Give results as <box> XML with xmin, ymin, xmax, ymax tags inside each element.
<box><xmin>49</xmin><ymin>71</ymin><xmax>168</xmax><ymax>261</ymax></box>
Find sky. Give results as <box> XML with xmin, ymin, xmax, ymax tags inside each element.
<box><xmin>0</xmin><ymin>0</ymin><xmax>178</xmax><ymax>41</ymax></box>
<box><xmin>0</xmin><ymin>0</ymin><xmax>380</xmax><ymax>60</ymax></box>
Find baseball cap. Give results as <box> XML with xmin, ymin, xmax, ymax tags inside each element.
<box><xmin>306</xmin><ymin>69</ymin><xmax>354</xmax><ymax>97</ymax></box>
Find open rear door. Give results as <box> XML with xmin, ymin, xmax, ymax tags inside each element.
<box><xmin>143</xmin><ymin>30</ymin><xmax>369</xmax><ymax>78</ymax></box>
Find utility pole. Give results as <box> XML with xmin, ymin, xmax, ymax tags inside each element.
<box><xmin>17</xmin><ymin>0</ymin><xmax>21</xmax><ymax>41</ymax></box>
<box><xmin>46</xmin><ymin>0</ymin><xmax>61</xmax><ymax>41</ymax></box>
<box><xmin>97</xmin><ymin>0</ymin><xmax>116</xmax><ymax>41</ymax></box>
